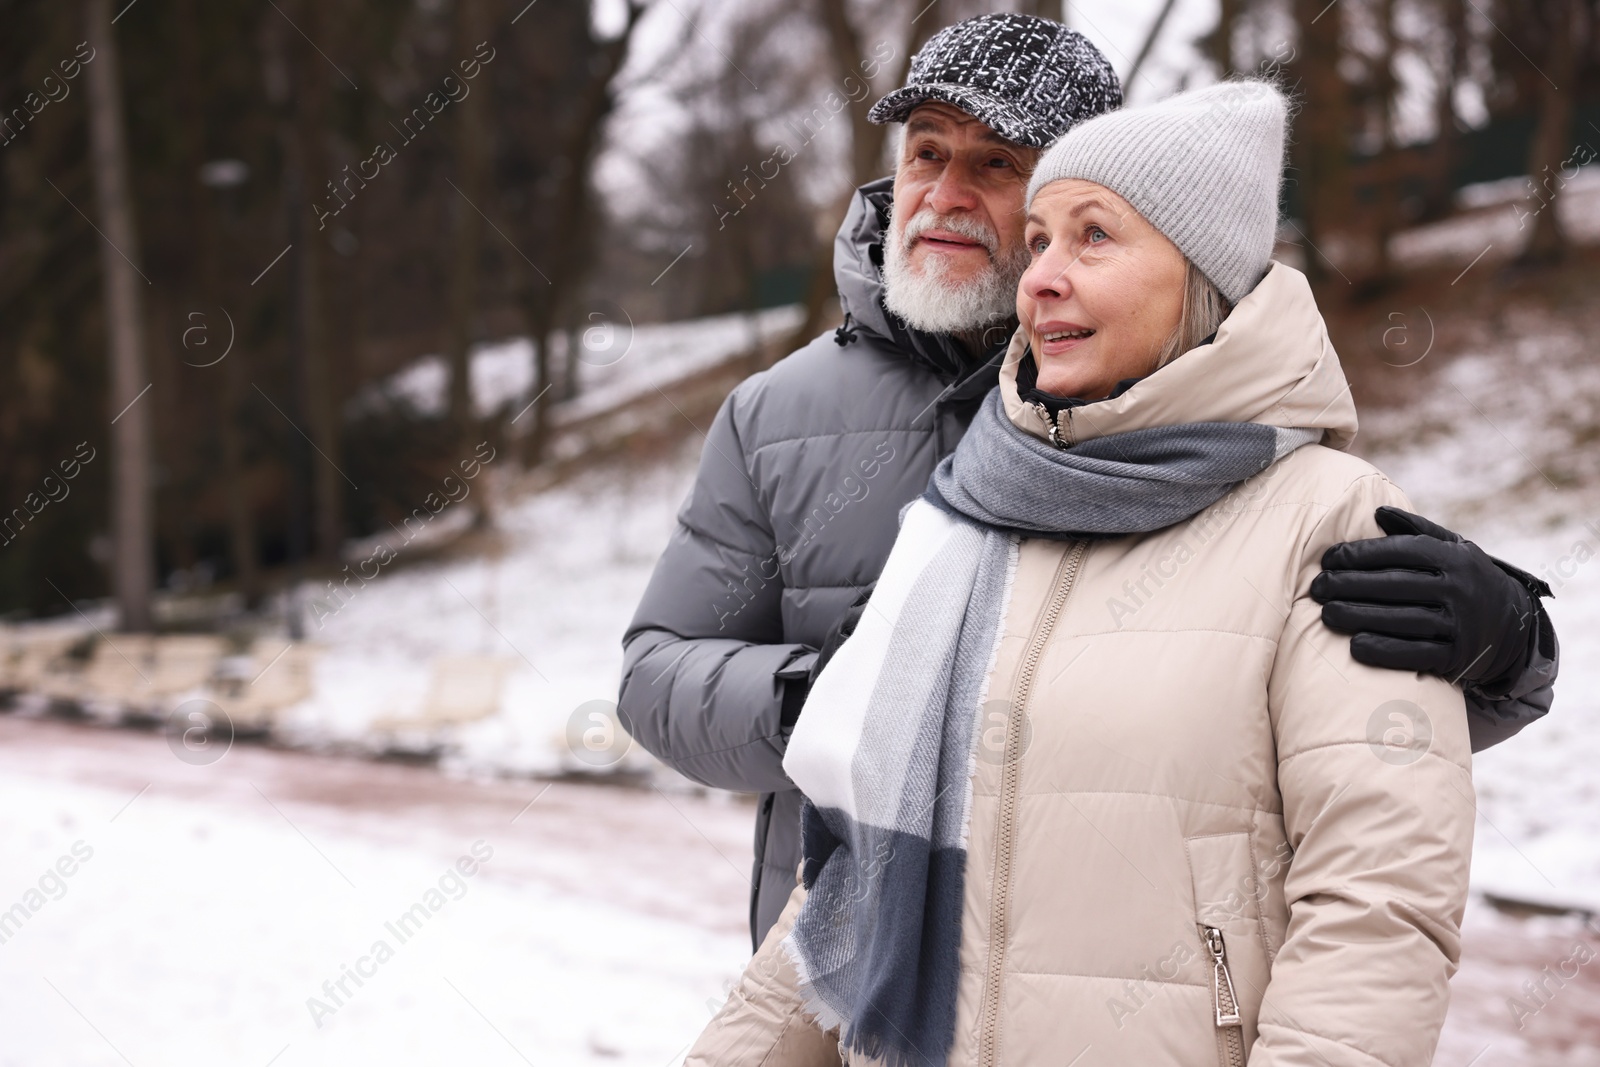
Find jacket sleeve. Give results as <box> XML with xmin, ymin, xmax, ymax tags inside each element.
<box><xmin>619</xmin><ymin>384</ymin><xmax>818</xmax><ymax>794</ymax></box>
<box><xmin>1255</xmin><ymin>473</ymin><xmax>1476</xmax><ymax>1067</ymax></box>
<box><xmin>1464</xmin><ymin>576</ymin><xmax>1558</xmax><ymax>750</ymax></box>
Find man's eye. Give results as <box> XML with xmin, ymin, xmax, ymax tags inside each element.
<box><xmin>987</xmin><ymin>157</ymin><xmax>1011</xmax><ymax>169</ymax></box>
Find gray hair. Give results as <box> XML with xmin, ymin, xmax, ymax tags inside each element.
<box><xmin>1153</xmin><ymin>260</ymin><xmax>1231</xmax><ymax>371</ymax></box>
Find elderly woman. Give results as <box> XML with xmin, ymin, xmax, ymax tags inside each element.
<box><xmin>686</xmin><ymin>81</ymin><xmax>1473</xmax><ymax>1067</ymax></box>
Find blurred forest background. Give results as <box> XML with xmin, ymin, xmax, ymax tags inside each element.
<box><xmin>1</xmin><ymin>0</ymin><xmax>1597</xmax><ymax>626</ymax></box>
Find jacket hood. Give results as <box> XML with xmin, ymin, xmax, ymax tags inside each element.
<box><xmin>833</xmin><ymin>177</ymin><xmax>1004</xmax><ymax>383</ymax></box>
<box><xmin>998</xmin><ymin>262</ymin><xmax>1358</xmax><ymax>451</ymax></box>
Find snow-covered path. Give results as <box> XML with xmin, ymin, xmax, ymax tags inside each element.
<box><xmin>0</xmin><ymin>718</ymin><xmax>1593</xmax><ymax>1066</ymax></box>
<box><xmin>0</xmin><ymin>718</ymin><xmax>754</xmax><ymax>1067</ymax></box>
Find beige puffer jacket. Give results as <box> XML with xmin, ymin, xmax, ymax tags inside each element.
<box><xmin>687</xmin><ymin>263</ymin><xmax>1475</xmax><ymax>1067</ymax></box>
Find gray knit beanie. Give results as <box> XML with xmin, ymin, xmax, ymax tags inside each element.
<box><xmin>1024</xmin><ymin>80</ymin><xmax>1288</xmax><ymax>303</ymax></box>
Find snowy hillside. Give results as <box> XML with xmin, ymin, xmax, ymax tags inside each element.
<box><xmin>1356</xmin><ymin>308</ymin><xmax>1600</xmax><ymax>915</ymax></box>
<box><xmin>278</xmin><ymin>433</ymin><xmax>702</xmax><ymax>780</ymax></box>
<box><xmin>349</xmin><ymin>304</ymin><xmax>803</xmax><ymax>424</ymax></box>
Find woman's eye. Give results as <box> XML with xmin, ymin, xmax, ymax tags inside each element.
<box><xmin>1087</xmin><ymin>225</ymin><xmax>1108</xmax><ymax>243</ymax></box>
<box><xmin>1028</xmin><ymin>235</ymin><xmax>1048</xmax><ymax>255</ymax></box>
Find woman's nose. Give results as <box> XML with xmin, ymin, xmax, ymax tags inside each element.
<box><xmin>1022</xmin><ymin>251</ymin><xmax>1069</xmax><ymax>302</ymax></box>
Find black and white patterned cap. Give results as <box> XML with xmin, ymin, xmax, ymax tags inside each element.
<box><xmin>867</xmin><ymin>13</ymin><xmax>1122</xmax><ymax>149</ymax></box>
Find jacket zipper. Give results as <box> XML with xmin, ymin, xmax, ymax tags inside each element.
<box><xmin>1027</xmin><ymin>401</ymin><xmax>1073</xmax><ymax>450</ymax></box>
<box><xmin>1204</xmin><ymin>925</ymin><xmax>1245</xmax><ymax>1067</ymax></box>
<box><xmin>977</xmin><ymin>541</ymin><xmax>1087</xmax><ymax>1067</ymax></box>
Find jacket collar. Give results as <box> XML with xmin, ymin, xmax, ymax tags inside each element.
<box><xmin>997</xmin><ymin>263</ymin><xmax>1358</xmax><ymax>451</ymax></box>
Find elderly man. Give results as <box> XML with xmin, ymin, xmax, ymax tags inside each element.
<box><xmin>621</xmin><ymin>12</ymin><xmax>1557</xmax><ymax>952</ymax></box>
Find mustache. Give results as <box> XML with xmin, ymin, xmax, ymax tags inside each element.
<box><xmin>899</xmin><ymin>210</ymin><xmax>1000</xmax><ymax>258</ymax></box>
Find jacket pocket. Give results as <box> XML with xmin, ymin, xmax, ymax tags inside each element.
<box><xmin>1185</xmin><ymin>833</ymin><xmax>1261</xmax><ymax>1067</ymax></box>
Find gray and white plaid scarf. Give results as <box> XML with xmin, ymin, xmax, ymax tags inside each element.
<box><xmin>780</xmin><ymin>388</ymin><xmax>1319</xmax><ymax>1067</ymax></box>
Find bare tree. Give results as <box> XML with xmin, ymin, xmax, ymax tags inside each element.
<box><xmin>1290</xmin><ymin>0</ymin><xmax>1353</xmax><ymax>290</ymax></box>
<box><xmin>1201</xmin><ymin>0</ymin><xmax>1242</xmax><ymax>77</ymax></box>
<box><xmin>1518</xmin><ymin>0</ymin><xmax>1586</xmax><ymax>264</ymax></box>
<box><xmin>179</xmin><ymin>0</ymin><xmax>262</xmax><ymax>605</ymax></box>
<box><xmin>518</xmin><ymin>0</ymin><xmax>649</xmax><ymax>467</ymax></box>
<box><xmin>294</xmin><ymin>0</ymin><xmax>346</xmax><ymax>563</ymax></box>
<box><xmin>447</xmin><ymin>0</ymin><xmax>490</xmax><ymax>471</ymax></box>
<box><xmin>1366</xmin><ymin>0</ymin><xmax>1403</xmax><ymax>291</ymax></box>
<box><xmin>1125</xmin><ymin>0</ymin><xmax>1181</xmax><ymax>87</ymax></box>
<box><xmin>84</xmin><ymin>0</ymin><xmax>155</xmax><ymax>631</ymax></box>
<box><xmin>786</xmin><ymin>0</ymin><xmax>943</xmax><ymax>353</ymax></box>
<box><xmin>1419</xmin><ymin>0</ymin><xmax>1468</xmax><ymax>221</ymax></box>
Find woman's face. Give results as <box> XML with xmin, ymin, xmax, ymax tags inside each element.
<box><xmin>1017</xmin><ymin>179</ymin><xmax>1188</xmax><ymax>400</ymax></box>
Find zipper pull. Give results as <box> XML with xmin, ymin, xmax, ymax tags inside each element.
<box><xmin>1028</xmin><ymin>400</ymin><xmax>1069</xmax><ymax>450</ymax></box>
<box><xmin>1204</xmin><ymin>926</ymin><xmax>1243</xmax><ymax>1028</ymax></box>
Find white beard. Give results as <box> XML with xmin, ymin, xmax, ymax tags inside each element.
<box><xmin>880</xmin><ymin>207</ymin><xmax>1030</xmax><ymax>334</ymax></box>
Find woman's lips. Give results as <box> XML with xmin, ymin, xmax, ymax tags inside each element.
<box><xmin>1034</xmin><ymin>321</ymin><xmax>1096</xmax><ymax>357</ymax></box>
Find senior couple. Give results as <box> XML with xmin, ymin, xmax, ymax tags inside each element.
<box><xmin>621</xmin><ymin>13</ymin><xmax>1559</xmax><ymax>1067</ymax></box>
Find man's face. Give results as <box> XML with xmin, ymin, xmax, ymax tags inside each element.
<box><xmin>881</xmin><ymin>102</ymin><xmax>1041</xmax><ymax>335</ymax></box>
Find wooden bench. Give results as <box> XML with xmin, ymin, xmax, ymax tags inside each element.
<box><xmin>371</xmin><ymin>655</ymin><xmax>512</xmax><ymax>746</ymax></box>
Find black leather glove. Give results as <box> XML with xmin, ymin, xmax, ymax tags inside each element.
<box><xmin>779</xmin><ymin>584</ymin><xmax>875</xmax><ymax>732</ymax></box>
<box><xmin>1310</xmin><ymin>506</ymin><xmax>1551</xmax><ymax>693</ymax></box>
<box><xmin>813</xmin><ymin>584</ymin><xmax>874</xmax><ymax>680</ymax></box>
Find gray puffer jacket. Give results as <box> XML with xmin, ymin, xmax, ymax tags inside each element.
<box><xmin>620</xmin><ymin>178</ymin><xmax>1003</xmax><ymax>948</ymax></box>
<box><xmin>619</xmin><ymin>177</ymin><xmax>1557</xmax><ymax>952</ymax></box>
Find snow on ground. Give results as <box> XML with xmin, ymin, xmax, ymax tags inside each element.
<box><xmin>278</xmin><ymin>432</ymin><xmax>704</xmax><ymax>781</ymax></box>
<box><xmin>0</xmin><ymin>719</ymin><xmax>754</xmax><ymax>1067</ymax></box>
<box><xmin>0</xmin><ymin>664</ymin><xmax>1593</xmax><ymax>1066</ymax></box>
<box><xmin>1393</xmin><ymin>167</ymin><xmax>1600</xmax><ymax>271</ymax></box>
<box><xmin>1356</xmin><ymin>308</ymin><xmax>1600</xmax><ymax>912</ymax></box>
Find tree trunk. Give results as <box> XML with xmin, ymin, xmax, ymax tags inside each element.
<box><xmin>292</xmin><ymin>0</ymin><xmax>344</xmax><ymax>562</ymax></box>
<box><xmin>219</xmin><ymin>346</ymin><xmax>260</xmax><ymax>605</ymax></box>
<box><xmin>518</xmin><ymin>286</ymin><xmax>555</xmax><ymax>467</ymax></box>
<box><xmin>815</xmin><ymin>0</ymin><xmax>897</xmax><ymax>188</ymax></box>
<box><xmin>561</xmin><ymin>303</ymin><xmax>583</xmax><ymax>402</ymax></box>
<box><xmin>179</xmin><ymin>0</ymin><xmax>260</xmax><ymax>606</ymax></box>
<box><xmin>1125</xmin><ymin>0</ymin><xmax>1181</xmax><ymax>88</ymax></box>
<box><xmin>1205</xmin><ymin>0</ymin><xmax>1239</xmax><ymax>77</ymax></box>
<box><xmin>1420</xmin><ymin>0</ymin><xmax>1467</xmax><ymax>221</ymax></box>
<box><xmin>447</xmin><ymin>0</ymin><xmax>489</xmax><ymax>463</ymax></box>
<box><xmin>1291</xmin><ymin>0</ymin><xmax>1352</xmax><ymax>291</ymax></box>
<box><xmin>1519</xmin><ymin>0</ymin><xmax>1582</xmax><ymax>264</ymax></box>
<box><xmin>1367</xmin><ymin>0</ymin><xmax>1401</xmax><ymax>291</ymax></box>
<box><xmin>84</xmin><ymin>0</ymin><xmax>155</xmax><ymax>632</ymax></box>
<box><xmin>785</xmin><ymin>0</ymin><xmax>942</xmax><ymax>357</ymax></box>
<box><xmin>519</xmin><ymin>2</ymin><xmax>646</xmax><ymax>467</ymax></box>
